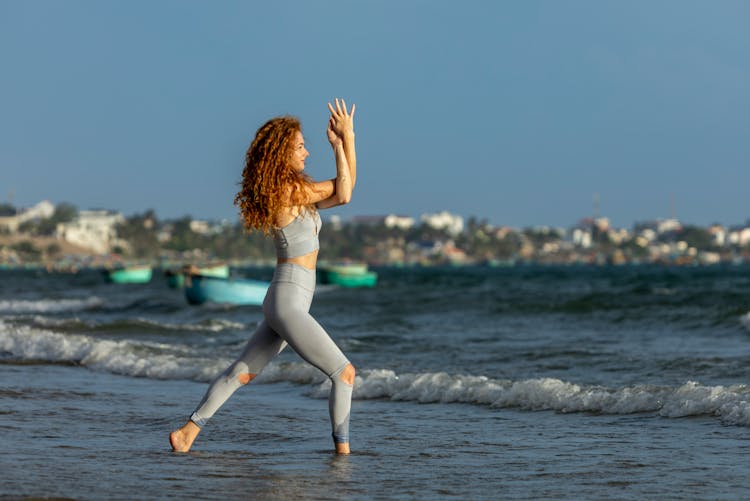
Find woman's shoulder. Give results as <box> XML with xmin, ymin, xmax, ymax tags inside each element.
<box><xmin>274</xmin><ymin>206</ymin><xmax>316</xmax><ymax>230</ymax></box>
<box><xmin>274</xmin><ymin>210</ymin><xmax>298</xmax><ymax>230</ymax></box>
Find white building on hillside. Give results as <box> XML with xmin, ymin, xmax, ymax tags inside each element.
<box><xmin>657</xmin><ymin>218</ymin><xmax>682</xmax><ymax>234</ymax></box>
<box><xmin>57</xmin><ymin>210</ymin><xmax>124</xmax><ymax>254</ymax></box>
<box><xmin>708</xmin><ymin>224</ymin><xmax>727</xmax><ymax>247</ymax></box>
<box><xmin>384</xmin><ymin>214</ymin><xmax>415</xmax><ymax>230</ymax></box>
<box><xmin>0</xmin><ymin>200</ymin><xmax>55</xmax><ymax>233</ymax></box>
<box><xmin>22</xmin><ymin>200</ymin><xmax>55</xmax><ymax>221</ymax></box>
<box><xmin>190</xmin><ymin>220</ymin><xmax>211</xmax><ymax>235</ymax></box>
<box><xmin>420</xmin><ymin>211</ymin><xmax>464</xmax><ymax>236</ymax></box>
<box><xmin>571</xmin><ymin>227</ymin><xmax>592</xmax><ymax>248</ymax></box>
<box><xmin>0</xmin><ymin>215</ymin><xmax>18</xmax><ymax>233</ymax></box>
<box><xmin>729</xmin><ymin>227</ymin><xmax>750</xmax><ymax>247</ymax></box>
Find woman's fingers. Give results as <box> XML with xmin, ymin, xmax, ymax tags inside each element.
<box><xmin>337</xmin><ymin>98</ymin><xmax>346</xmax><ymax>115</ymax></box>
<box><xmin>328</xmin><ymin>98</ymin><xmax>355</xmax><ymax>118</ymax></box>
<box><xmin>328</xmin><ymin>98</ymin><xmax>355</xmax><ymax>136</ymax></box>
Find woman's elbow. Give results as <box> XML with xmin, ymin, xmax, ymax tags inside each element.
<box><xmin>336</xmin><ymin>184</ymin><xmax>353</xmax><ymax>205</ymax></box>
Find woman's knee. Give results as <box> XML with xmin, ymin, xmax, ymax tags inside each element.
<box><xmin>227</xmin><ymin>362</ymin><xmax>255</xmax><ymax>385</ymax></box>
<box><xmin>236</xmin><ymin>373</ymin><xmax>255</xmax><ymax>385</ymax></box>
<box><xmin>338</xmin><ymin>363</ymin><xmax>355</xmax><ymax>385</ymax></box>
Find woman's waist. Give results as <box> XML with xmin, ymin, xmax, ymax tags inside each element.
<box><xmin>271</xmin><ymin>259</ymin><xmax>317</xmax><ymax>290</ymax></box>
<box><xmin>276</xmin><ymin>250</ymin><xmax>318</xmax><ymax>270</ymax></box>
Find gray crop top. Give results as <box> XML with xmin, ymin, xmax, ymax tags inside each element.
<box><xmin>273</xmin><ymin>210</ymin><xmax>322</xmax><ymax>258</ymax></box>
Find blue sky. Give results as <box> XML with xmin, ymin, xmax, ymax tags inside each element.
<box><xmin>2</xmin><ymin>1</ymin><xmax>749</xmax><ymax>228</ymax></box>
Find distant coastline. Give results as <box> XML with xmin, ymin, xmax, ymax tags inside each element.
<box><xmin>1</xmin><ymin>201</ymin><xmax>749</xmax><ymax>269</ymax></box>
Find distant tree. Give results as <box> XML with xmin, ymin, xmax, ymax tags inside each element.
<box><xmin>522</xmin><ymin>228</ymin><xmax>562</xmax><ymax>247</ymax></box>
<box><xmin>36</xmin><ymin>203</ymin><xmax>79</xmax><ymax>235</ymax></box>
<box><xmin>52</xmin><ymin>203</ymin><xmax>78</xmax><ymax>223</ymax></box>
<box><xmin>46</xmin><ymin>243</ymin><xmax>62</xmax><ymax>259</ymax></box>
<box><xmin>0</xmin><ymin>203</ymin><xmax>16</xmax><ymax>216</ymax></box>
<box><xmin>18</xmin><ymin>220</ymin><xmax>38</xmax><ymax>234</ymax></box>
<box><xmin>406</xmin><ymin>223</ymin><xmax>453</xmax><ymax>243</ymax></box>
<box><xmin>455</xmin><ymin>217</ymin><xmax>496</xmax><ymax>258</ymax></box>
<box><xmin>116</xmin><ymin>210</ymin><xmax>160</xmax><ymax>258</ymax></box>
<box><xmin>11</xmin><ymin>240</ymin><xmax>41</xmax><ymax>259</ymax></box>
<box><xmin>621</xmin><ymin>238</ymin><xmax>649</xmax><ymax>259</ymax></box>
<box><xmin>210</xmin><ymin>223</ymin><xmax>275</xmax><ymax>260</ymax></box>
<box><xmin>495</xmin><ymin>232</ymin><xmax>522</xmax><ymax>259</ymax></box>
<box><xmin>679</xmin><ymin>225</ymin><xmax>714</xmax><ymax>250</ymax></box>
<box><xmin>161</xmin><ymin>216</ymin><xmax>211</xmax><ymax>254</ymax></box>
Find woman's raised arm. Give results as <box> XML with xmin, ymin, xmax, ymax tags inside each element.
<box><xmin>328</xmin><ymin>98</ymin><xmax>356</xmax><ymax>189</ymax></box>
<box><xmin>312</xmin><ymin>99</ymin><xmax>357</xmax><ymax>209</ymax></box>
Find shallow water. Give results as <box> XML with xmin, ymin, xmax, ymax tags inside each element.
<box><xmin>2</xmin><ymin>265</ymin><xmax>750</xmax><ymax>499</ymax></box>
<box><xmin>4</xmin><ymin>365</ymin><xmax>750</xmax><ymax>500</ymax></box>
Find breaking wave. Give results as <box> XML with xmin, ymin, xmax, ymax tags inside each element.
<box><xmin>3</xmin><ymin>320</ymin><xmax>750</xmax><ymax>427</ymax></box>
<box><xmin>0</xmin><ymin>321</ymin><xmax>227</xmax><ymax>381</ymax></box>
<box><xmin>0</xmin><ymin>297</ymin><xmax>103</xmax><ymax>313</ymax></box>
<box><xmin>741</xmin><ymin>312</ymin><xmax>750</xmax><ymax>332</ymax></box>
<box><xmin>27</xmin><ymin>316</ymin><xmax>246</xmax><ymax>333</ymax></box>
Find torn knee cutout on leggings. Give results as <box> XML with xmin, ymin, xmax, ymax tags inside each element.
<box><xmin>338</xmin><ymin>363</ymin><xmax>355</xmax><ymax>386</ymax></box>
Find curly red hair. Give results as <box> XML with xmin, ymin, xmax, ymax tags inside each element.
<box><xmin>234</xmin><ymin>116</ymin><xmax>315</xmax><ymax>234</ymax></box>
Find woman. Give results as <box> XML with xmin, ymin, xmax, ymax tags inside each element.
<box><xmin>170</xmin><ymin>99</ymin><xmax>357</xmax><ymax>455</ymax></box>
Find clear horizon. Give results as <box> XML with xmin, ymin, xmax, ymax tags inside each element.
<box><xmin>3</xmin><ymin>1</ymin><xmax>749</xmax><ymax>229</ymax></box>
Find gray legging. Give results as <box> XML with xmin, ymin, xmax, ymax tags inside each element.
<box><xmin>190</xmin><ymin>263</ymin><xmax>353</xmax><ymax>443</ymax></box>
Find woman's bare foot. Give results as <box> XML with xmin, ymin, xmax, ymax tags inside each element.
<box><xmin>169</xmin><ymin>420</ymin><xmax>201</xmax><ymax>452</ymax></box>
<box><xmin>335</xmin><ymin>442</ymin><xmax>351</xmax><ymax>455</ymax></box>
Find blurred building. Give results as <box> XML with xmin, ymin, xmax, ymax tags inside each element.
<box><xmin>0</xmin><ymin>200</ymin><xmax>55</xmax><ymax>233</ymax></box>
<box><xmin>420</xmin><ymin>211</ymin><xmax>464</xmax><ymax>236</ymax></box>
<box><xmin>56</xmin><ymin>210</ymin><xmax>124</xmax><ymax>254</ymax></box>
<box><xmin>384</xmin><ymin>214</ymin><xmax>415</xmax><ymax>230</ymax></box>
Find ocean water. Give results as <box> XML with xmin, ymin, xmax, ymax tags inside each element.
<box><xmin>2</xmin><ymin>265</ymin><xmax>750</xmax><ymax>500</ymax></box>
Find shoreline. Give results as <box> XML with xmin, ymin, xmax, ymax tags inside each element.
<box><xmin>3</xmin><ymin>363</ymin><xmax>748</xmax><ymax>500</ymax></box>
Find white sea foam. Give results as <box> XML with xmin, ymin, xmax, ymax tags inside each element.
<box><xmin>139</xmin><ymin>317</ymin><xmax>247</xmax><ymax>332</ymax></box>
<box><xmin>3</xmin><ymin>320</ymin><xmax>750</xmax><ymax>426</ymax></box>
<box><xmin>310</xmin><ymin>369</ymin><xmax>750</xmax><ymax>426</ymax></box>
<box><xmin>29</xmin><ymin>316</ymin><xmax>83</xmax><ymax>327</ymax></box>
<box><xmin>740</xmin><ymin>312</ymin><xmax>750</xmax><ymax>331</ymax></box>
<box><xmin>108</xmin><ymin>317</ymin><xmax>247</xmax><ymax>333</ymax></box>
<box><xmin>0</xmin><ymin>297</ymin><xmax>103</xmax><ymax>313</ymax></box>
<box><xmin>0</xmin><ymin>320</ymin><xmax>226</xmax><ymax>381</ymax></box>
<box><xmin>25</xmin><ymin>315</ymin><xmax>246</xmax><ymax>333</ymax></box>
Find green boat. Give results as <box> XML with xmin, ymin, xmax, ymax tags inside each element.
<box><xmin>184</xmin><ymin>275</ymin><xmax>269</xmax><ymax>306</ymax></box>
<box><xmin>319</xmin><ymin>264</ymin><xmax>378</xmax><ymax>288</ymax></box>
<box><xmin>105</xmin><ymin>266</ymin><xmax>153</xmax><ymax>284</ymax></box>
<box><xmin>165</xmin><ymin>263</ymin><xmax>230</xmax><ymax>288</ymax></box>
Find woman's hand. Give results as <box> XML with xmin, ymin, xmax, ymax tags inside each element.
<box><xmin>327</xmin><ymin>119</ymin><xmax>343</xmax><ymax>148</ymax></box>
<box><xmin>327</xmin><ymin>98</ymin><xmax>355</xmax><ymax>139</ymax></box>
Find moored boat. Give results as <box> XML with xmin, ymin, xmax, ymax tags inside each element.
<box><xmin>319</xmin><ymin>263</ymin><xmax>377</xmax><ymax>288</ymax></box>
<box><xmin>165</xmin><ymin>263</ymin><xmax>230</xmax><ymax>288</ymax></box>
<box><xmin>184</xmin><ymin>274</ymin><xmax>269</xmax><ymax>306</ymax></box>
<box><xmin>104</xmin><ymin>266</ymin><xmax>153</xmax><ymax>284</ymax></box>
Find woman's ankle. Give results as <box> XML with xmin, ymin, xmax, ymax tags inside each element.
<box><xmin>335</xmin><ymin>442</ymin><xmax>350</xmax><ymax>454</ymax></box>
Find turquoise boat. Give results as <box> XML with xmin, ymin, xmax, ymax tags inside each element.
<box><xmin>184</xmin><ymin>275</ymin><xmax>269</xmax><ymax>306</ymax></box>
<box><xmin>319</xmin><ymin>264</ymin><xmax>378</xmax><ymax>288</ymax></box>
<box><xmin>105</xmin><ymin>266</ymin><xmax>153</xmax><ymax>284</ymax></box>
<box><xmin>165</xmin><ymin>263</ymin><xmax>230</xmax><ymax>289</ymax></box>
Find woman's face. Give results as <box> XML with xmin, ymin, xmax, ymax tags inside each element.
<box><xmin>288</xmin><ymin>130</ymin><xmax>309</xmax><ymax>172</ymax></box>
